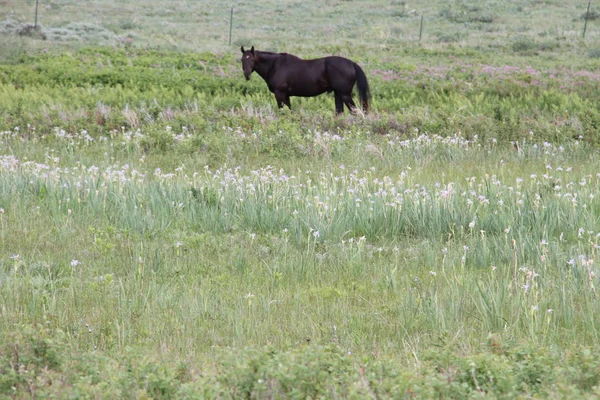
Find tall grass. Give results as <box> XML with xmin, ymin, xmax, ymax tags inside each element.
<box><xmin>3</xmin><ymin>128</ymin><xmax>600</xmax><ymax>396</ymax></box>
<box><xmin>2</xmin><ymin>132</ymin><xmax>599</xmax><ymax>358</ymax></box>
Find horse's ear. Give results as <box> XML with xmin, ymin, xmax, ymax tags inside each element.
<box><xmin>250</xmin><ymin>46</ymin><xmax>255</xmax><ymax>54</ymax></box>
<box><xmin>241</xmin><ymin>46</ymin><xmax>245</xmax><ymax>53</ymax></box>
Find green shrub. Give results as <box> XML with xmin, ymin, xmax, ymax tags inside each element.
<box><xmin>512</xmin><ymin>37</ymin><xmax>538</xmax><ymax>53</ymax></box>
<box><xmin>3</xmin><ymin>328</ymin><xmax>600</xmax><ymax>398</ymax></box>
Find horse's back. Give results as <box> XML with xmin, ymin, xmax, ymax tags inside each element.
<box><xmin>296</xmin><ymin>56</ymin><xmax>358</xmax><ymax>91</ymax></box>
<box><xmin>267</xmin><ymin>52</ymin><xmax>359</xmax><ymax>96</ymax></box>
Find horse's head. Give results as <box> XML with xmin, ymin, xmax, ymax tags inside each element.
<box><xmin>240</xmin><ymin>46</ymin><xmax>256</xmax><ymax>80</ymax></box>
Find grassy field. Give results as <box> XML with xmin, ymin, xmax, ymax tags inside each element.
<box><xmin>2</xmin><ymin>0</ymin><xmax>600</xmax><ymax>398</ymax></box>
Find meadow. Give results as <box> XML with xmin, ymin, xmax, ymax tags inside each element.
<box><xmin>2</xmin><ymin>0</ymin><xmax>600</xmax><ymax>398</ymax></box>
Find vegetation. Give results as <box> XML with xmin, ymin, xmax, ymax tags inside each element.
<box><xmin>2</xmin><ymin>0</ymin><xmax>600</xmax><ymax>398</ymax></box>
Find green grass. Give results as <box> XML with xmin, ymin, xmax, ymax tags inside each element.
<box><xmin>2</xmin><ymin>46</ymin><xmax>600</xmax><ymax>149</ymax></box>
<box><xmin>3</xmin><ymin>0</ymin><xmax>600</xmax><ymax>55</ymax></box>
<box><xmin>2</xmin><ymin>0</ymin><xmax>600</xmax><ymax>397</ymax></box>
<box><xmin>2</xmin><ymin>130</ymin><xmax>600</xmax><ymax>397</ymax></box>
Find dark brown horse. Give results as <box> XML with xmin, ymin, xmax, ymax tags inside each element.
<box><xmin>240</xmin><ymin>46</ymin><xmax>370</xmax><ymax>114</ymax></box>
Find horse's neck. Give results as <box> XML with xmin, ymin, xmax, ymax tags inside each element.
<box><xmin>254</xmin><ymin>53</ymin><xmax>285</xmax><ymax>80</ymax></box>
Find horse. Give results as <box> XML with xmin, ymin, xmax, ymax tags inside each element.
<box><xmin>240</xmin><ymin>46</ymin><xmax>371</xmax><ymax>114</ymax></box>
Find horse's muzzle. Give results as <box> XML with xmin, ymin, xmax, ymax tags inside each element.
<box><xmin>244</xmin><ymin>72</ymin><xmax>251</xmax><ymax>80</ymax></box>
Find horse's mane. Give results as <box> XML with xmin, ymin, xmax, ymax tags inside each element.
<box><xmin>256</xmin><ymin>50</ymin><xmax>301</xmax><ymax>60</ymax></box>
<box><xmin>256</xmin><ymin>50</ymin><xmax>286</xmax><ymax>56</ymax></box>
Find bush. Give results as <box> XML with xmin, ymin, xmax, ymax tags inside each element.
<box><xmin>512</xmin><ymin>37</ymin><xmax>538</xmax><ymax>53</ymax></box>
<box><xmin>581</xmin><ymin>9</ymin><xmax>600</xmax><ymax>20</ymax></box>
<box><xmin>588</xmin><ymin>48</ymin><xmax>600</xmax><ymax>58</ymax></box>
<box><xmin>3</xmin><ymin>328</ymin><xmax>600</xmax><ymax>398</ymax></box>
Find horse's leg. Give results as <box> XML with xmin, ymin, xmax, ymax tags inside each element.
<box><xmin>275</xmin><ymin>92</ymin><xmax>285</xmax><ymax>110</ymax></box>
<box><xmin>274</xmin><ymin>91</ymin><xmax>291</xmax><ymax>110</ymax></box>
<box><xmin>342</xmin><ymin>94</ymin><xmax>357</xmax><ymax>114</ymax></box>
<box><xmin>334</xmin><ymin>92</ymin><xmax>344</xmax><ymax>114</ymax></box>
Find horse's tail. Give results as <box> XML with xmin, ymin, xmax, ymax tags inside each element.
<box><xmin>353</xmin><ymin>63</ymin><xmax>371</xmax><ymax>113</ymax></box>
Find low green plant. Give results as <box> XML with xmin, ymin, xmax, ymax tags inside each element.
<box><xmin>4</xmin><ymin>326</ymin><xmax>600</xmax><ymax>398</ymax></box>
